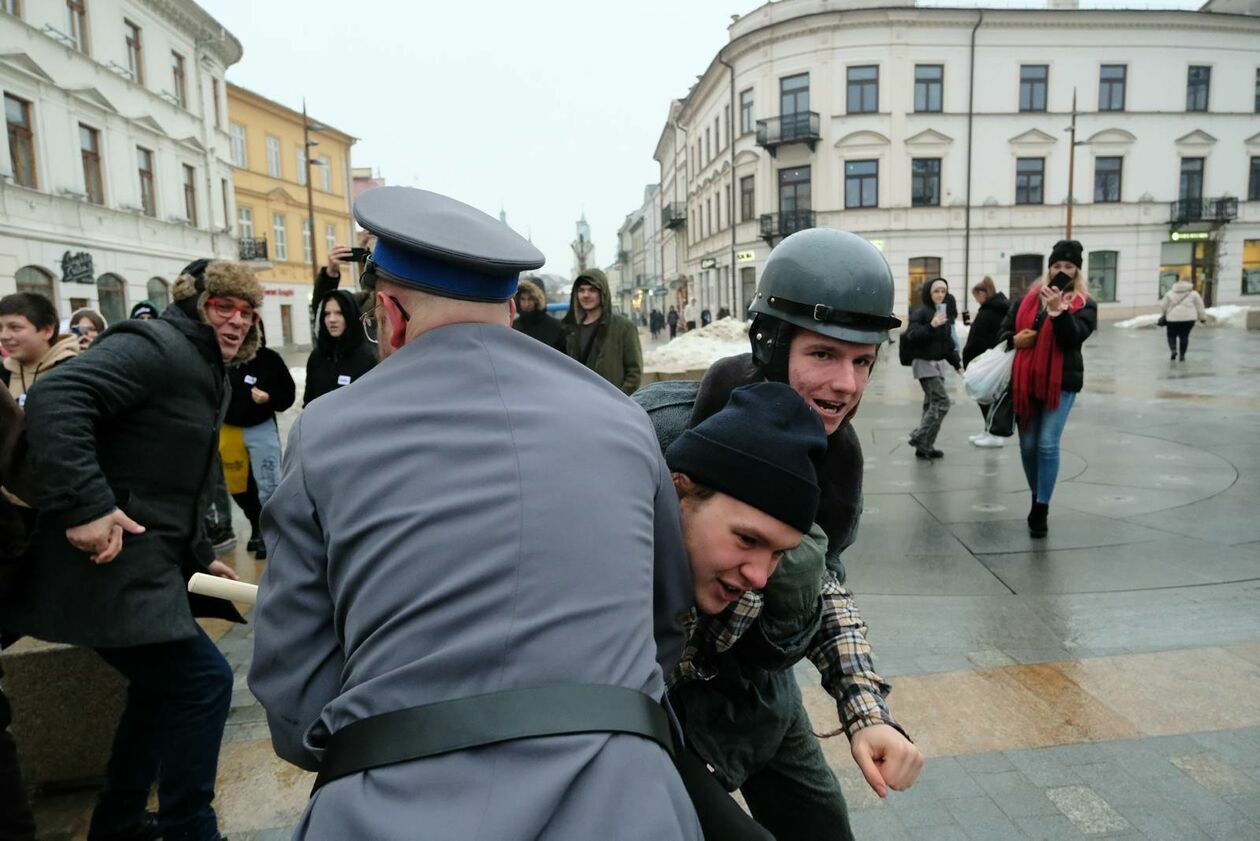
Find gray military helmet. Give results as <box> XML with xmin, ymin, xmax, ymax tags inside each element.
<box><xmin>748</xmin><ymin>228</ymin><xmax>901</xmax><ymax>346</ymax></box>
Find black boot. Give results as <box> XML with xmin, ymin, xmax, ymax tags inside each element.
<box><xmin>1028</xmin><ymin>502</ymin><xmax>1049</xmax><ymax>538</ymax></box>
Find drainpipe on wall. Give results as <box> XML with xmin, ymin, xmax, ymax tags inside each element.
<box><xmin>963</xmin><ymin>10</ymin><xmax>983</xmax><ymax>317</ymax></box>
<box><xmin>717</xmin><ymin>50</ymin><xmax>737</xmax><ymax>313</ymax></box>
<box><xmin>671</xmin><ymin>118</ymin><xmax>690</xmax><ymax>310</ymax></box>
<box><xmin>192</xmin><ymin>41</ymin><xmax>220</xmax><ymax>258</ymax></box>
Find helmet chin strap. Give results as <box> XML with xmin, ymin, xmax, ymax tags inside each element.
<box><xmin>749</xmin><ymin>314</ymin><xmax>793</xmax><ymax>384</ymax></box>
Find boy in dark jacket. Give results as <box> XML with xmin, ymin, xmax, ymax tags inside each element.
<box><xmin>904</xmin><ymin>278</ymin><xmax>961</xmax><ymax>459</ymax></box>
<box><xmin>512</xmin><ymin>277</ymin><xmax>565</xmax><ymax>351</ymax></box>
<box><xmin>561</xmin><ymin>269</ymin><xmax>642</xmax><ymax>395</ymax></box>
<box><xmin>303</xmin><ymin>289</ymin><xmax>377</xmax><ymax>406</ymax></box>
<box><xmin>962</xmin><ymin>276</ymin><xmax>1011</xmax><ymax>448</ymax></box>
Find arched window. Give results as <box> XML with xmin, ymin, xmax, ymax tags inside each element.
<box><xmin>147</xmin><ymin>277</ymin><xmax>170</xmax><ymax>309</ymax></box>
<box><xmin>15</xmin><ymin>266</ymin><xmax>55</xmax><ymax>301</ymax></box>
<box><xmin>96</xmin><ymin>273</ymin><xmax>128</xmax><ymax>326</ymax></box>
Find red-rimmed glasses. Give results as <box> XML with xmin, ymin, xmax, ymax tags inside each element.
<box><xmin>206</xmin><ymin>297</ymin><xmax>258</xmax><ymax>324</ymax></box>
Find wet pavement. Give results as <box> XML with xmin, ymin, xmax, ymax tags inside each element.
<box><xmin>29</xmin><ymin>321</ymin><xmax>1260</xmax><ymax>839</ymax></box>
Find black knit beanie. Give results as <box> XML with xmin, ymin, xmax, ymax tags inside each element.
<box><xmin>666</xmin><ymin>382</ymin><xmax>826</xmax><ymax>532</ymax></box>
<box><xmin>1048</xmin><ymin>240</ymin><xmax>1083</xmax><ymax>269</ymax></box>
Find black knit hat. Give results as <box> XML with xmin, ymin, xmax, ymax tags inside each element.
<box><xmin>666</xmin><ymin>382</ymin><xmax>826</xmax><ymax>532</ymax></box>
<box><xmin>1048</xmin><ymin>239</ymin><xmax>1083</xmax><ymax>269</ymax></box>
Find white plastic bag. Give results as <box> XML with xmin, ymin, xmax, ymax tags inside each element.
<box><xmin>964</xmin><ymin>346</ymin><xmax>1015</xmax><ymax>405</ymax></box>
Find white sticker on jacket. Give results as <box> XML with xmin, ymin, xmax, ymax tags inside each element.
<box><xmin>337</xmin><ymin>374</ymin><xmax>352</xmax><ymax>386</ymax></box>
<box><xmin>16</xmin><ymin>394</ymin><xmax>25</xmax><ymax>408</ymax></box>
<box><xmin>243</xmin><ymin>374</ymin><xmax>258</xmax><ymax>385</ymax></box>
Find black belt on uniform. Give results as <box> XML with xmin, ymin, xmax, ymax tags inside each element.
<box><xmin>312</xmin><ymin>683</ymin><xmax>675</xmax><ymax>793</ymax></box>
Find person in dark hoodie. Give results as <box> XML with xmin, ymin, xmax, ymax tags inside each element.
<box><xmin>561</xmin><ymin>268</ymin><xmax>642</xmax><ymax>395</ymax></box>
<box><xmin>904</xmin><ymin>277</ymin><xmax>962</xmax><ymax>460</ymax></box>
<box><xmin>962</xmin><ymin>276</ymin><xmax>1011</xmax><ymax>449</ymax></box>
<box><xmin>3</xmin><ymin>259</ymin><xmax>256</xmax><ymax>841</ymax></box>
<box><xmin>512</xmin><ymin>276</ymin><xmax>565</xmax><ymax>351</ymax></box>
<box><xmin>222</xmin><ymin>322</ymin><xmax>295</xmax><ymax>559</ymax></box>
<box><xmin>303</xmin><ymin>289</ymin><xmax>377</xmax><ymax>406</ymax></box>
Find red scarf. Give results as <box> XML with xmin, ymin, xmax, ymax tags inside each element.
<box><xmin>1012</xmin><ymin>282</ymin><xmax>1085</xmax><ymax>421</ymax></box>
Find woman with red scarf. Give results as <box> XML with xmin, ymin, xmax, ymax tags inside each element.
<box><xmin>997</xmin><ymin>240</ymin><xmax>1097</xmax><ymax>538</ymax></box>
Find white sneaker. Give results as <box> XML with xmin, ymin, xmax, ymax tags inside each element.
<box><xmin>968</xmin><ymin>433</ymin><xmax>984</xmax><ymax>443</ymax></box>
<box><xmin>974</xmin><ymin>433</ymin><xmax>1005</xmax><ymax>448</ymax></box>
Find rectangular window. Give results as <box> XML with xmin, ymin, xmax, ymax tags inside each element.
<box><xmin>1243</xmin><ymin>239</ymin><xmax>1260</xmax><ymax>295</ymax></box>
<box><xmin>1250</xmin><ymin>156</ymin><xmax>1260</xmax><ymax>202</ymax></box>
<box><xmin>1019</xmin><ymin>65</ymin><xmax>1048</xmax><ymax>112</ymax></box>
<box><xmin>844</xmin><ymin>159</ymin><xmax>878</xmax><ymax>208</ymax></box>
<box><xmin>2</xmin><ymin>1</ymin><xmax>22</xmax><ymax>16</ymax></box>
<box><xmin>79</xmin><ymin>123</ymin><xmax>103</xmax><ymax>204</ymax></box>
<box><xmin>1099</xmin><ymin>64</ymin><xmax>1126</xmax><ymax>112</ymax></box>
<box><xmin>171</xmin><ymin>51</ymin><xmax>186</xmax><ymax>108</ymax></box>
<box><xmin>325</xmin><ymin>223</ymin><xmax>337</xmax><ymax>255</ymax></box>
<box><xmin>1255</xmin><ymin>68</ymin><xmax>1259</xmax><ymax>113</ymax></box>
<box><xmin>740</xmin><ymin>88</ymin><xmax>753</xmax><ymax>134</ymax></box>
<box><xmin>908</xmin><ymin>257</ymin><xmax>943</xmax><ymax>309</ymax></box>
<box><xmin>723</xmin><ymin>107</ymin><xmax>730</xmax><ymax>147</ymax></box>
<box><xmin>272</xmin><ymin>213</ymin><xmax>287</xmax><ymax>261</ymax></box>
<box><xmin>914</xmin><ymin>65</ymin><xmax>943</xmax><ymax>113</ymax></box>
<box><xmin>1015</xmin><ymin>157</ymin><xmax>1044</xmax><ymax>205</ymax></box>
<box><xmin>911</xmin><ymin>158</ymin><xmax>940</xmax><ymax>207</ymax></box>
<box><xmin>266</xmin><ymin>136</ymin><xmax>281</xmax><ymax>177</ymax></box>
<box><xmin>237</xmin><ymin>206</ymin><xmax>253</xmax><ymax>239</ymax></box>
<box><xmin>740</xmin><ymin>175</ymin><xmax>755</xmax><ymax>222</ymax></box>
<box><xmin>1087</xmin><ymin>251</ymin><xmax>1118</xmax><ymax>303</ymax></box>
<box><xmin>229</xmin><ymin>123</ymin><xmax>247</xmax><ymax>167</ymax></box>
<box><xmin>1186</xmin><ymin>65</ymin><xmax>1210</xmax><ymax>112</ymax></box>
<box><xmin>66</xmin><ymin>0</ymin><xmax>88</xmax><ymax>54</ymax></box>
<box><xmin>1094</xmin><ymin>156</ymin><xmax>1122</xmax><ymax>203</ymax></box>
<box><xmin>778</xmin><ymin>165</ymin><xmax>811</xmax><ymax>215</ymax></box>
<box><xmin>211</xmin><ymin>80</ymin><xmax>221</xmax><ymax>130</ymax></box>
<box><xmin>136</xmin><ymin>147</ymin><xmax>155</xmax><ymax>217</ymax></box>
<box><xmin>1180</xmin><ymin>157</ymin><xmax>1204</xmax><ymax>202</ymax></box>
<box><xmin>780</xmin><ymin>73</ymin><xmax>810</xmax><ymax>139</ymax></box>
<box><xmin>847</xmin><ymin>65</ymin><xmax>879</xmax><ymax>114</ymax></box>
<box><xmin>302</xmin><ymin>218</ymin><xmax>312</xmax><ymax>264</ymax></box>
<box><xmin>124</xmin><ymin>19</ymin><xmax>143</xmax><ymax>84</ymax></box>
<box><xmin>296</xmin><ymin>146</ymin><xmax>307</xmax><ymax>186</ymax></box>
<box><xmin>182</xmin><ymin>164</ymin><xmax>197</xmax><ymax>225</ymax></box>
<box><xmin>220</xmin><ymin>178</ymin><xmax>230</xmax><ymax>228</ymax></box>
<box><xmin>706</xmin><ymin>198</ymin><xmax>712</xmax><ymax>238</ymax></box>
<box><xmin>6</xmin><ymin>94</ymin><xmax>36</xmax><ymax>188</ymax></box>
<box><xmin>319</xmin><ymin>155</ymin><xmax>330</xmax><ymax>192</ymax></box>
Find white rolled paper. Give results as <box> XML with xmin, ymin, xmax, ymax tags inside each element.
<box><xmin>188</xmin><ymin>572</ymin><xmax>258</xmax><ymax>605</ymax></box>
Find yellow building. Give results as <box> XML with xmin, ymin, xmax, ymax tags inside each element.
<box><xmin>226</xmin><ymin>83</ymin><xmax>356</xmax><ymax>347</ymax></box>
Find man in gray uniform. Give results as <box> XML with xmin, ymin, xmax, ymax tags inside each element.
<box><xmin>249</xmin><ymin>186</ymin><xmax>701</xmax><ymax>840</ymax></box>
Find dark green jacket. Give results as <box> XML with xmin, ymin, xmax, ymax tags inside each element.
<box><xmin>562</xmin><ymin>268</ymin><xmax>642</xmax><ymax>395</ymax></box>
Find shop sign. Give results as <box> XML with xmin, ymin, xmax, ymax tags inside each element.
<box><xmin>61</xmin><ymin>251</ymin><xmax>95</xmax><ymax>284</ymax></box>
<box><xmin>700</xmin><ymin>257</ymin><xmax>717</xmax><ymax>269</ymax></box>
<box><xmin>1170</xmin><ymin>231</ymin><xmax>1209</xmax><ymax>242</ymax></box>
<box><xmin>265</xmin><ymin>287</ymin><xmax>296</xmax><ymax>297</ymax></box>
<box><xmin>736</xmin><ymin>250</ymin><xmax>756</xmax><ymax>263</ymax></box>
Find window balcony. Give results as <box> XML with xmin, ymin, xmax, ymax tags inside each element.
<box><xmin>661</xmin><ymin>202</ymin><xmax>687</xmax><ymax>229</ymax></box>
<box><xmin>759</xmin><ymin>210</ymin><xmax>816</xmax><ymax>243</ymax></box>
<box><xmin>1169</xmin><ymin>197</ymin><xmax>1238</xmax><ymax>228</ymax></box>
<box><xmin>239</xmin><ymin>237</ymin><xmax>269</xmax><ymax>261</ymax></box>
<box><xmin>755</xmin><ymin>113</ymin><xmax>821</xmax><ymax>156</ymax></box>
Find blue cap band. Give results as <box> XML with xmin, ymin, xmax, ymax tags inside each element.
<box><xmin>371</xmin><ymin>238</ymin><xmax>520</xmax><ymax>302</ymax></box>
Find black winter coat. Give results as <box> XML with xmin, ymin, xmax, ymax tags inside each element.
<box><xmin>904</xmin><ymin>283</ymin><xmax>961</xmax><ymax>369</ymax></box>
<box><xmin>2</xmin><ymin>305</ymin><xmax>243</xmax><ymax>648</ymax></box>
<box><xmin>225</xmin><ymin>345</ymin><xmax>296</xmax><ymax>428</ymax></box>
<box><xmin>304</xmin><ymin>289</ymin><xmax>377</xmax><ymax>406</ymax></box>
<box><xmin>962</xmin><ymin>292</ymin><xmax>1010</xmax><ymax>368</ymax></box>
<box><xmin>512</xmin><ymin>311</ymin><xmax>566</xmax><ymax>352</ymax></box>
<box><xmin>998</xmin><ymin>286</ymin><xmax>1098</xmax><ymax>393</ymax></box>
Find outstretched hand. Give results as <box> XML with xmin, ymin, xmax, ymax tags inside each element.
<box><xmin>66</xmin><ymin>508</ymin><xmax>146</xmax><ymax>564</ymax></box>
<box><xmin>851</xmin><ymin>724</ymin><xmax>924</xmax><ymax>798</ymax></box>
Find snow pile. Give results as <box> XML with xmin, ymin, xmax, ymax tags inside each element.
<box><xmin>644</xmin><ymin>318</ymin><xmax>750</xmax><ymax>372</ymax></box>
<box><xmin>1116</xmin><ymin>305</ymin><xmax>1257</xmax><ymax>330</ymax></box>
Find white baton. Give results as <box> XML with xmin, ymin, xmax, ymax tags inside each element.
<box><xmin>188</xmin><ymin>572</ymin><xmax>258</xmax><ymax>605</ymax></box>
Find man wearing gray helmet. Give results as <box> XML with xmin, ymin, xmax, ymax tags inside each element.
<box><xmin>636</xmin><ymin>227</ymin><xmax>922</xmax><ymax>840</ymax></box>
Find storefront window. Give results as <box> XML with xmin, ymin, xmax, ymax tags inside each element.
<box><xmin>1243</xmin><ymin>240</ymin><xmax>1260</xmax><ymax>296</ymax></box>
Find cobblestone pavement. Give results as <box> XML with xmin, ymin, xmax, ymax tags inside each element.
<box><xmin>30</xmin><ymin>321</ymin><xmax>1260</xmax><ymax>839</ymax></box>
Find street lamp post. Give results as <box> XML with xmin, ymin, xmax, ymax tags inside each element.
<box><xmin>1065</xmin><ymin>88</ymin><xmax>1078</xmax><ymax>240</ymax></box>
<box><xmin>302</xmin><ymin>99</ymin><xmax>323</xmax><ymax>286</ymax></box>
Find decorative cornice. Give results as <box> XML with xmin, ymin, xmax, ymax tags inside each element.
<box><xmin>138</xmin><ymin>0</ymin><xmax>243</xmax><ymax>67</ymax></box>
<box><xmin>131</xmin><ymin>115</ymin><xmax>168</xmax><ymax>136</ymax></box>
<box><xmin>0</xmin><ymin>52</ymin><xmax>55</xmax><ymax>83</ymax></box>
<box><xmin>1174</xmin><ymin>129</ymin><xmax>1217</xmax><ymax>146</ymax></box>
<box><xmin>67</xmin><ymin>87</ymin><xmax>120</xmax><ymax>114</ymax></box>
<box><xmin>1086</xmin><ymin>128</ymin><xmax>1137</xmax><ymax>145</ymax></box>
<box><xmin>905</xmin><ymin>128</ymin><xmax>954</xmax><ymax>146</ymax></box>
<box><xmin>1009</xmin><ymin>128</ymin><xmax>1058</xmax><ymax>146</ymax></box>
<box><xmin>835</xmin><ymin>129</ymin><xmax>891</xmax><ymax>148</ymax></box>
<box><xmin>1246</xmin><ymin>131</ymin><xmax>1260</xmax><ymax>147</ymax></box>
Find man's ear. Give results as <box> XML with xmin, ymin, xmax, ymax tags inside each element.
<box><xmin>380</xmin><ymin>292</ymin><xmax>408</xmax><ymax>350</ymax></box>
<box><xmin>508</xmin><ymin>297</ymin><xmax>517</xmax><ymax>321</ymax></box>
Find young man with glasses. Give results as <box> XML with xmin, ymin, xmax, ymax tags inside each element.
<box><xmin>3</xmin><ymin>260</ymin><xmax>261</xmax><ymax>841</ymax></box>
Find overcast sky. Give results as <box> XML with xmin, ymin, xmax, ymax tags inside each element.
<box><xmin>199</xmin><ymin>0</ymin><xmax>1200</xmax><ymax>276</ymax></box>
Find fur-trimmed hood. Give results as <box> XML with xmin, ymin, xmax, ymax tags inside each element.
<box><xmin>516</xmin><ymin>277</ymin><xmax>547</xmax><ymax>310</ymax></box>
<box><xmin>171</xmin><ymin>260</ymin><xmax>263</xmax><ymax>364</ymax></box>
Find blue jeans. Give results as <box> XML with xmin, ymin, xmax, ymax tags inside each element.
<box><xmin>91</xmin><ymin>626</ymin><xmax>232</xmax><ymax>841</ymax></box>
<box><xmin>1018</xmin><ymin>391</ymin><xmax>1077</xmax><ymax>504</ymax></box>
<box><xmin>241</xmin><ymin>417</ymin><xmax>282</xmax><ymax>506</ymax></box>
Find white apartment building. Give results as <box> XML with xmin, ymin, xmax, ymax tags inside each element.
<box><xmin>611</xmin><ymin>183</ymin><xmax>663</xmax><ymax>318</ymax></box>
<box><xmin>654</xmin><ymin>0</ymin><xmax>1260</xmax><ymax>320</ymax></box>
<box><xmin>1</xmin><ymin>0</ymin><xmax>241</xmax><ymax>325</ymax></box>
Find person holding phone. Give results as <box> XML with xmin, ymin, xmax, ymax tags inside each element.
<box><xmin>904</xmin><ymin>278</ymin><xmax>962</xmax><ymax>460</ymax></box>
<box><xmin>997</xmin><ymin>240</ymin><xmax>1097</xmax><ymax>537</ymax></box>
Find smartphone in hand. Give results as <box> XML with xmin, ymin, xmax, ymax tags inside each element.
<box><xmin>1049</xmin><ymin>271</ymin><xmax>1073</xmax><ymax>291</ymax></box>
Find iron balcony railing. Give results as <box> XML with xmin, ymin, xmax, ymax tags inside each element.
<box><xmin>760</xmin><ymin>210</ymin><xmax>816</xmax><ymax>240</ymax></box>
<box><xmin>239</xmin><ymin>237</ymin><xmax>269</xmax><ymax>261</ymax></box>
<box><xmin>1169</xmin><ymin>197</ymin><xmax>1238</xmax><ymax>226</ymax></box>
<box><xmin>755</xmin><ymin>112</ymin><xmax>821</xmax><ymax>153</ymax></box>
<box><xmin>661</xmin><ymin>202</ymin><xmax>687</xmax><ymax>229</ymax></box>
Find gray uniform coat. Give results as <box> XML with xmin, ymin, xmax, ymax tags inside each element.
<box><xmin>249</xmin><ymin>323</ymin><xmax>700</xmax><ymax>841</ymax></box>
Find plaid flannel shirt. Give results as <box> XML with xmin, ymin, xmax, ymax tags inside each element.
<box><xmin>671</xmin><ymin>569</ymin><xmax>902</xmax><ymax>739</ymax></box>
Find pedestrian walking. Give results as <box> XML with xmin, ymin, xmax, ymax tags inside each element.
<box><xmin>250</xmin><ymin>186</ymin><xmax>701</xmax><ymax>841</ymax></box>
<box><xmin>684</xmin><ymin>297</ymin><xmax>699</xmax><ymax>331</ymax></box>
<box><xmin>998</xmin><ymin>239</ymin><xmax>1097</xmax><ymax>538</ymax></box>
<box><xmin>904</xmin><ymin>278</ymin><xmax>962</xmax><ymax>460</ymax></box>
<box><xmin>1159</xmin><ymin>279</ymin><xmax>1207</xmax><ymax>361</ymax></box>
<box><xmin>962</xmin><ymin>276</ymin><xmax>1011</xmax><ymax>448</ymax></box>
<box><xmin>511</xmin><ymin>276</ymin><xmax>565</xmax><ymax>351</ymax></box>
<box><xmin>2</xmin><ymin>259</ymin><xmax>258</xmax><ymax>841</ymax></box>
<box><xmin>560</xmin><ymin>269</ymin><xmax>642</xmax><ymax>395</ymax></box>
<box><xmin>69</xmin><ymin>308</ymin><xmax>107</xmax><ymax>350</ymax></box>
<box><xmin>303</xmin><ymin>289</ymin><xmax>377</xmax><ymax>406</ymax></box>
<box><xmin>635</xmin><ymin>228</ymin><xmax>922</xmax><ymax>841</ymax></box>
<box><xmin>667</xmin><ymin>306</ymin><xmax>679</xmax><ymax>339</ymax></box>
<box><xmin>0</xmin><ymin>293</ymin><xmax>78</xmax><ymax>407</ymax></box>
